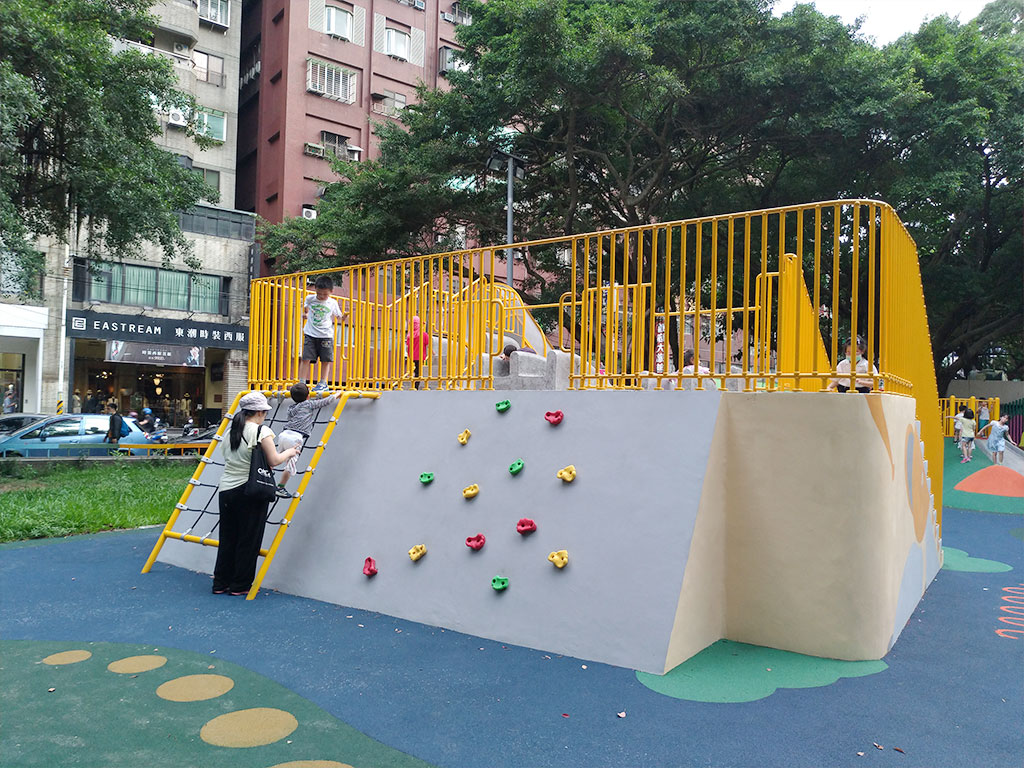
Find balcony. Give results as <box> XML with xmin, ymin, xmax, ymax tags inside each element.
<box><xmin>155</xmin><ymin>0</ymin><xmax>200</xmax><ymax>43</ymax></box>
<box><xmin>111</xmin><ymin>38</ymin><xmax>197</xmax><ymax>91</ymax></box>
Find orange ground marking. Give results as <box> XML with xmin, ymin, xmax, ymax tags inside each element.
<box><xmin>954</xmin><ymin>466</ymin><xmax>1024</xmax><ymax>498</ymax></box>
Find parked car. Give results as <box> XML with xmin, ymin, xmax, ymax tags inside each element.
<box><xmin>0</xmin><ymin>413</ymin><xmax>48</xmax><ymax>436</ymax></box>
<box><xmin>0</xmin><ymin>414</ymin><xmax>153</xmax><ymax>457</ymax></box>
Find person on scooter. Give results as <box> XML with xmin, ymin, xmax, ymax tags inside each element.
<box><xmin>137</xmin><ymin>407</ymin><xmax>156</xmax><ymax>434</ymax></box>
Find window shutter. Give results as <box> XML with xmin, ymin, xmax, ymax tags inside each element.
<box><xmin>309</xmin><ymin>1</ymin><xmax>325</xmax><ymax>32</ymax></box>
<box><xmin>410</xmin><ymin>28</ymin><xmax>425</xmax><ymax>67</ymax></box>
<box><xmin>352</xmin><ymin>5</ymin><xmax>366</xmax><ymax>46</ymax></box>
<box><xmin>373</xmin><ymin>13</ymin><xmax>386</xmax><ymax>53</ymax></box>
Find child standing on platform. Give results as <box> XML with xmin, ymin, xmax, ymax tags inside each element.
<box><xmin>979</xmin><ymin>414</ymin><xmax>1011</xmax><ymax>465</ymax></box>
<box><xmin>950</xmin><ymin>405</ymin><xmax>966</xmax><ymax>444</ymax></box>
<box><xmin>959</xmin><ymin>408</ymin><xmax>976</xmax><ymax>463</ymax></box>
<box><xmin>274</xmin><ymin>382</ymin><xmax>341</xmax><ymax>498</ymax></box>
<box><xmin>302</xmin><ymin>275</ymin><xmax>348</xmax><ymax>393</ymax></box>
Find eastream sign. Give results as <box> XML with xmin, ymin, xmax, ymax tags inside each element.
<box><xmin>66</xmin><ymin>310</ymin><xmax>248</xmax><ymax>350</ymax></box>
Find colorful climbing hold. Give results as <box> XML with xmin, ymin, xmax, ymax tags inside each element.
<box><xmin>544</xmin><ymin>410</ymin><xmax>564</xmax><ymax>425</ymax></box>
<box><xmin>491</xmin><ymin>576</ymin><xmax>509</xmax><ymax>591</ymax></box>
<box><xmin>408</xmin><ymin>544</ymin><xmax>427</xmax><ymax>562</ymax></box>
<box><xmin>363</xmin><ymin>557</ymin><xmax>378</xmax><ymax>577</ymax></box>
<box><xmin>466</xmin><ymin>533</ymin><xmax>486</xmax><ymax>550</ymax></box>
<box><xmin>458</xmin><ymin>429</ymin><xmax>471</xmax><ymax>445</ymax></box>
<box><xmin>516</xmin><ymin>518</ymin><xmax>537</xmax><ymax>535</ymax></box>
<box><xmin>557</xmin><ymin>465</ymin><xmax>577</xmax><ymax>483</ymax></box>
<box><xmin>463</xmin><ymin>484</ymin><xmax>480</xmax><ymax>499</ymax></box>
<box><xmin>548</xmin><ymin>550</ymin><xmax>569</xmax><ymax>569</ymax></box>
<box><xmin>419</xmin><ymin>472</ymin><xmax>435</xmax><ymax>485</ymax></box>
<box><xmin>509</xmin><ymin>458</ymin><xmax>525</xmax><ymax>476</ymax></box>
<box><xmin>496</xmin><ymin>399</ymin><xmax>511</xmax><ymax>413</ymax></box>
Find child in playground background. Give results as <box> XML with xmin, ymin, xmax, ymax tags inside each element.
<box><xmin>405</xmin><ymin>315</ymin><xmax>429</xmax><ymax>390</ymax></box>
<box><xmin>978</xmin><ymin>402</ymin><xmax>989</xmax><ymax>430</ymax></box>
<box><xmin>302</xmin><ymin>275</ymin><xmax>348</xmax><ymax>393</ymax></box>
<box><xmin>979</xmin><ymin>414</ymin><xmax>1010</xmax><ymax>465</ymax></box>
<box><xmin>828</xmin><ymin>336</ymin><xmax>877</xmax><ymax>393</ymax></box>
<box><xmin>952</xmin><ymin>405</ymin><xmax>966</xmax><ymax>443</ymax></box>
<box><xmin>959</xmin><ymin>408</ymin><xmax>976</xmax><ymax>463</ymax></box>
<box><xmin>275</xmin><ymin>382</ymin><xmax>341</xmax><ymax>499</ymax></box>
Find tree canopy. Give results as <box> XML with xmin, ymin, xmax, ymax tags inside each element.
<box><xmin>0</xmin><ymin>0</ymin><xmax>211</xmax><ymax>296</ymax></box>
<box><xmin>262</xmin><ymin>0</ymin><xmax>1022</xmax><ymax>385</ymax></box>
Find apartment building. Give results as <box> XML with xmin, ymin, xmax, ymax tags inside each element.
<box><xmin>0</xmin><ymin>0</ymin><xmax>255</xmax><ymax>424</ymax></box>
<box><xmin>235</xmin><ymin>0</ymin><xmax>470</xmax><ymax>229</ymax></box>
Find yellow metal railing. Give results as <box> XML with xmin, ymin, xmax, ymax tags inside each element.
<box><xmin>248</xmin><ymin>199</ymin><xmax>943</xmax><ymax>509</ymax></box>
<box><xmin>939</xmin><ymin>396</ymin><xmax>1000</xmax><ymax>438</ymax></box>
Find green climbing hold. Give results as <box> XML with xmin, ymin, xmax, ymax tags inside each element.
<box><xmin>495</xmin><ymin>399</ymin><xmax>511</xmax><ymax>413</ymax></box>
<box><xmin>491</xmin><ymin>576</ymin><xmax>509</xmax><ymax>591</ymax></box>
<box><xmin>509</xmin><ymin>459</ymin><xmax>524</xmax><ymax>476</ymax></box>
<box><xmin>419</xmin><ymin>472</ymin><xmax>435</xmax><ymax>485</ymax></box>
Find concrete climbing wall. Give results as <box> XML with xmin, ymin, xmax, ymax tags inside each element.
<box><xmin>158</xmin><ymin>390</ymin><xmax>723</xmax><ymax>674</ymax></box>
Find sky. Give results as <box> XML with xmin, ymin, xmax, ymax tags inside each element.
<box><xmin>771</xmin><ymin>0</ymin><xmax>993</xmax><ymax>46</ymax></box>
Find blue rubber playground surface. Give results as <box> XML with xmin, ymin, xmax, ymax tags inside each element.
<box><xmin>2</xmin><ymin>490</ymin><xmax>1021</xmax><ymax>765</ymax></box>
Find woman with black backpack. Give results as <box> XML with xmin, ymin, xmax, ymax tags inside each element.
<box><xmin>213</xmin><ymin>392</ymin><xmax>298</xmax><ymax>596</ymax></box>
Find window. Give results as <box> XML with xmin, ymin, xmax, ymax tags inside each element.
<box><xmin>81</xmin><ymin>259</ymin><xmax>228</xmax><ymax>314</ymax></box>
<box><xmin>371</xmin><ymin>89</ymin><xmax>406</xmax><ymax>116</ymax></box>
<box><xmin>122</xmin><ymin>264</ymin><xmax>157</xmax><ymax>306</ymax></box>
<box><xmin>199</xmin><ymin>0</ymin><xmax>229</xmax><ymax>27</ymax></box>
<box><xmin>178</xmin><ymin>206</ymin><xmax>256</xmax><ymax>241</ymax></box>
<box><xmin>306</xmin><ymin>58</ymin><xmax>356</xmax><ymax>102</ymax></box>
<box><xmin>385</xmin><ymin>27</ymin><xmax>410</xmax><ymax>59</ymax></box>
<box><xmin>451</xmin><ymin>2</ymin><xmax>472</xmax><ymax>25</ymax></box>
<box><xmin>195</xmin><ymin>108</ymin><xmax>226</xmax><ymax>142</ymax></box>
<box><xmin>43</xmin><ymin>418</ymin><xmax>82</xmax><ymax>439</ymax></box>
<box><xmin>439</xmin><ymin>46</ymin><xmax>469</xmax><ymax>75</ymax></box>
<box><xmin>83</xmin><ymin>416</ymin><xmax>109</xmax><ymax>435</ymax></box>
<box><xmin>193</xmin><ymin>51</ymin><xmax>225</xmax><ymax>86</ymax></box>
<box><xmin>325</xmin><ymin>6</ymin><xmax>353</xmax><ymax>39</ymax></box>
<box><xmin>157</xmin><ymin>269</ymin><xmax>189</xmax><ymax>310</ymax></box>
<box><xmin>320</xmin><ymin>131</ymin><xmax>355</xmax><ymax>160</ymax></box>
<box><xmin>190</xmin><ymin>274</ymin><xmax>221</xmax><ymax>314</ymax></box>
<box><xmin>195</xmin><ymin>167</ymin><xmax>220</xmax><ymax>200</ymax></box>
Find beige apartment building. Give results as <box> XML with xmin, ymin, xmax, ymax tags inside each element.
<box><xmin>0</xmin><ymin>0</ymin><xmax>255</xmax><ymax>425</ymax></box>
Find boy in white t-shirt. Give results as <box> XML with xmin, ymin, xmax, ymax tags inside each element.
<box><xmin>302</xmin><ymin>274</ymin><xmax>348</xmax><ymax>392</ymax></box>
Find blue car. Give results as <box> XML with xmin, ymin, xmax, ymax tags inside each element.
<box><xmin>0</xmin><ymin>414</ymin><xmax>152</xmax><ymax>457</ymax></box>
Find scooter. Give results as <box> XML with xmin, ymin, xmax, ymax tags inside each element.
<box><xmin>143</xmin><ymin>417</ymin><xmax>169</xmax><ymax>444</ymax></box>
<box><xmin>181</xmin><ymin>416</ymin><xmax>200</xmax><ymax>440</ymax></box>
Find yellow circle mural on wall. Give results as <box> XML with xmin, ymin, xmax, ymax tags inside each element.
<box><xmin>200</xmin><ymin>707</ymin><xmax>298</xmax><ymax>748</ymax></box>
<box><xmin>107</xmin><ymin>655</ymin><xmax>167</xmax><ymax>674</ymax></box>
<box><xmin>41</xmin><ymin>650</ymin><xmax>92</xmax><ymax>665</ymax></box>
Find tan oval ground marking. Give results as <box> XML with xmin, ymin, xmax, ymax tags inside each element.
<box><xmin>156</xmin><ymin>674</ymin><xmax>234</xmax><ymax>702</ymax></box>
<box><xmin>266</xmin><ymin>762</ymin><xmax>354</xmax><ymax>768</ymax></box>
<box><xmin>200</xmin><ymin>707</ymin><xmax>297</xmax><ymax>748</ymax></box>
<box><xmin>41</xmin><ymin>650</ymin><xmax>92</xmax><ymax>665</ymax></box>
<box><xmin>107</xmin><ymin>655</ymin><xmax>168</xmax><ymax>674</ymax></box>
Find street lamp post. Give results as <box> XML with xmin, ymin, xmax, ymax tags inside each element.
<box><xmin>486</xmin><ymin>150</ymin><xmax>526</xmax><ymax>286</ymax></box>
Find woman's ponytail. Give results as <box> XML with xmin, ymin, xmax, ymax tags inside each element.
<box><xmin>229</xmin><ymin>409</ymin><xmax>253</xmax><ymax>451</ymax></box>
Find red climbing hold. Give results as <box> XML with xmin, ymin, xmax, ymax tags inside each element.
<box><xmin>545</xmin><ymin>410</ymin><xmax>564</xmax><ymax>425</ymax></box>
<box><xmin>466</xmin><ymin>533</ymin><xmax>486</xmax><ymax>550</ymax></box>
<box><xmin>363</xmin><ymin>557</ymin><xmax>378</xmax><ymax>577</ymax></box>
<box><xmin>517</xmin><ymin>518</ymin><xmax>537</xmax><ymax>535</ymax></box>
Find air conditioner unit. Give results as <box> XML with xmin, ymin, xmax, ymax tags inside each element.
<box><xmin>303</xmin><ymin>142</ymin><xmax>326</xmax><ymax>157</ymax></box>
<box><xmin>414</xmin><ymin>0</ymin><xmax>426</xmax><ymax>9</ymax></box>
<box><xmin>167</xmin><ymin>109</ymin><xmax>188</xmax><ymax>127</ymax></box>
<box><xmin>302</xmin><ymin>208</ymin><xmax>318</xmax><ymax>220</ymax></box>
<box><xmin>440</xmin><ymin>12</ymin><xmax>455</xmax><ymax>22</ymax></box>
<box><xmin>173</xmin><ymin>42</ymin><xmax>190</xmax><ymax>55</ymax></box>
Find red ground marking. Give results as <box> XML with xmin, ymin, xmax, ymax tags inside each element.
<box><xmin>996</xmin><ymin>585</ymin><xmax>1024</xmax><ymax>639</ymax></box>
<box><xmin>954</xmin><ymin>466</ymin><xmax>1024</xmax><ymax>498</ymax></box>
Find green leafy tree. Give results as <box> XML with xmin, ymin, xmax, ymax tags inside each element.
<box><xmin>0</xmin><ymin>0</ymin><xmax>212</xmax><ymax>296</ymax></box>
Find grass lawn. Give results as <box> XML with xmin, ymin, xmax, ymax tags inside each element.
<box><xmin>0</xmin><ymin>460</ymin><xmax>195</xmax><ymax>543</ymax></box>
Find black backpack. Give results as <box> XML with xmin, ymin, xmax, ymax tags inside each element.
<box><xmin>244</xmin><ymin>425</ymin><xmax>277</xmax><ymax>502</ymax></box>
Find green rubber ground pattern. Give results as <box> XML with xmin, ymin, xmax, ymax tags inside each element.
<box><xmin>0</xmin><ymin>639</ymin><xmax>434</xmax><ymax>768</ymax></box>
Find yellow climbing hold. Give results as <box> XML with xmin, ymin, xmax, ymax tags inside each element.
<box><xmin>409</xmin><ymin>544</ymin><xmax>427</xmax><ymax>561</ymax></box>
<box><xmin>557</xmin><ymin>465</ymin><xmax>577</xmax><ymax>482</ymax></box>
<box><xmin>548</xmin><ymin>550</ymin><xmax>569</xmax><ymax>569</ymax></box>
<box><xmin>462</xmin><ymin>483</ymin><xmax>480</xmax><ymax>499</ymax></box>
<box><xmin>200</xmin><ymin>707</ymin><xmax>297</xmax><ymax>748</ymax></box>
<box><xmin>42</xmin><ymin>650</ymin><xmax>92</xmax><ymax>665</ymax></box>
<box><xmin>107</xmin><ymin>655</ymin><xmax>167</xmax><ymax>674</ymax></box>
<box><xmin>157</xmin><ymin>674</ymin><xmax>235</xmax><ymax>702</ymax></box>
<box><xmin>457</xmin><ymin>428</ymin><xmax>471</xmax><ymax>445</ymax></box>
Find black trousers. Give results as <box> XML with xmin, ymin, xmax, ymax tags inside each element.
<box><xmin>213</xmin><ymin>485</ymin><xmax>269</xmax><ymax>593</ymax></box>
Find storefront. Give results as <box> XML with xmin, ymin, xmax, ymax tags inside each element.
<box><xmin>0</xmin><ymin>304</ymin><xmax>48</xmax><ymax>414</ymax></box>
<box><xmin>66</xmin><ymin>310</ymin><xmax>247</xmax><ymax>427</ymax></box>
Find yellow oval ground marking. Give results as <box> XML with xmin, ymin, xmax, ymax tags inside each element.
<box><xmin>41</xmin><ymin>650</ymin><xmax>92</xmax><ymax>665</ymax></box>
<box><xmin>200</xmin><ymin>707</ymin><xmax>297</xmax><ymax>748</ymax></box>
<box><xmin>107</xmin><ymin>655</ymin><xmax>168</xmax><ymax>674</ymax></box>
<box><xmin>266</xmin><ymin>762</ymin><xmax>355</xmax><ymax>768</ymax></box>
<box><xmin>156</xmin><ymin>674</ymin><xmax>234</xmax><ymax>702</ymax></box>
